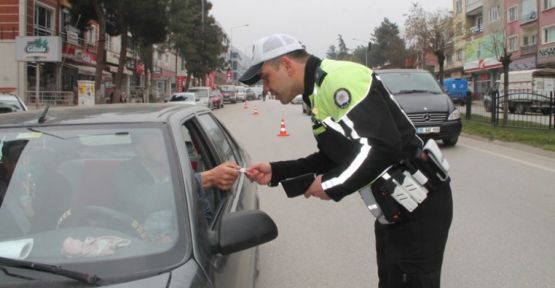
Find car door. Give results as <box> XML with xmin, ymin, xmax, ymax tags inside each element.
<box><xmin>180</xmin><ymin>112</ymin><xmax>259</xmax><ymax>288</ymax></box>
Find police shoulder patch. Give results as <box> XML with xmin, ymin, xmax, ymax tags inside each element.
<box><xmin>334</xmin><ymin>88</ymin><xmax>351</xmax><ymax>109</ymax></box>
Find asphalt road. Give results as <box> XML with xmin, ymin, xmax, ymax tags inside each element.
<box><xmin>213</xmin><ymin>99</ymin><xmax>555</xmax><ymax>288</ymax></box>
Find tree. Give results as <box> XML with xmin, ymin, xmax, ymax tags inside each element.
<box><xmin>368</xmin><ymin>18</ymin><xmax>406</xmax><ymax>68</ymax></box>
<box><xmin>336</xmin><ymin>34</ymin><xmax>350</xmax><ymax>60</ymax></box>
<box><xmin>169</xmin><ymin>0</ymin><xmax>226</xmax><ymax>90</ymax></box>
<box><xmin>128</xmin><ymin>0</ymin><xmax>169</xmax><ymax>102</ymax></box>
<box><xmin>405</xmin><ymin>2</ymin><xmax>453</xmax><ymax>85</ymax></box>
<box><xmin>488</xmin><ymin>32</ymin><xmax>512</xmax><ymax>126</ymax></box>
<box><xmin>70</xmin><ymin>0</ymin><xmax>108</xmax><ymax>104</ymax></box>
<box><xmin>326</xmin><ymin>45</ymin><xmax>338</xmax><ymax>60</ymax></box>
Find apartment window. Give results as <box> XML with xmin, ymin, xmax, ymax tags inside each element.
<box><xmin>508</xmin><ymin>6</ymin><xmax>518</xmax><ymax>22</ymax></box>
<box><xmin>456</xmin><ymin>49</ymin><xmax>464</xmax><ymax>61</ymax></box>
<box><xmin>86</xmin><ymin>26</ymin><xmax>96</xmax><ymax>46</ymax></box>
<box><xmin>544</xmin><ymin>0</ymin><xmax>555</xmax><ymax>10</ymax></box>
<box><xmin>446</xmin><ymin>54</ymin><xmax>453</xmax><ymax>65</ymax></box>
<box><xmin>476</xmin><ymin>16</ymin><xmax>483</xmax><ymax>30</ymax></box>
<box><xmin>456</xmin><ymin>0</ymin><xmax>462</xmax><ymax>13</ymax></box>
<box><xmin>523</xmin><ymin>34</ymin><xmax>537</xmax><ymax>46</ymax></box>
<box><xmin>490</xmin><ymin>6</ymin><xmax>500</xmax><ymax>23</ymax></box>
<box><xmin>521</xmin><ymin>0</ymin><xmax>538</xmax><ymax>21</ymax></box>
<box><xmin>508</xmin><ymin>36</ymin><xmax>519</xmax><ymax>52</ymax></box>
<box><xmin>544</xmin><ymin>26</ymin><xmax>555</xmax><ymax>43</ymax></box>
<box><xmin>34</xmin><ymin>5</ymin><xmax>53</xmax><ymax>36</ymax></box>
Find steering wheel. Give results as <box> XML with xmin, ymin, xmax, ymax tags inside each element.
<box><xmin>57</xmin><ymin>205</ymin><xmax>147</xmax><ymax>240</ymax></box>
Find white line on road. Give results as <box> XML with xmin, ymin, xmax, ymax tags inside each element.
<box><xmin>459</xmin><ymin>143</ymin><xmax>555</xmax><ymax>173</ymax></box>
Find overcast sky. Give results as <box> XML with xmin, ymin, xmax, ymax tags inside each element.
<box><xmin>209</xmin><ymin>0</ymin><xmax>452</xmax><ymax>59</ymax></box>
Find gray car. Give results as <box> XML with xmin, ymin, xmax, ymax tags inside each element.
<box><xmin>0</xmin><ymin>104</ymin><xmax>277</xmax><ymax>287</ymax></box>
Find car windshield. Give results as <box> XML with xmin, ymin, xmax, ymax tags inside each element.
<box><xmin>188</xmin><ymin>88</ymin><xmax>209</xmax><ymax>99</ymax></box>
<box><xmin>0</xmin><ymin>125</ymin><xmax>188</xmax><ymax>280</ymax></box>
<box><xmin>170</xmin><ymin>93</ymin><xmax>195</xmax><ymax>102</ymax></box>
<box><xmin>220</xmin><ymin>85</ymin><xmax>234</xmax><ymax>92</ymax></box>
<box><xmin>0</xmin><ymin>99</ymin><xmax>24</xmax><ymax>113</ymax></box>
<box><xmin>379</xmin><ymin>72</ymin><xmax>443</xmax><ymax>95</ymax></box>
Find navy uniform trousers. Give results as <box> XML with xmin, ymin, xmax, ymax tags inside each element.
<box><xmin>375</xmin><ymin>180</ymin><xmax>453</xmax><ymax>288</ymax></box>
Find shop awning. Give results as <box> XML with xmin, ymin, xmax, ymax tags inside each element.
<box><xmin>66</xmin><ymin>64</ymin><xmax>112</xmax><ymax>79</ymax></box>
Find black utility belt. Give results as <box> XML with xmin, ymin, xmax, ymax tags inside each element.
<box><xmin>364</xmin><ymin>140</ymin><xmax>450</xmax><ymax>223</ymax></box>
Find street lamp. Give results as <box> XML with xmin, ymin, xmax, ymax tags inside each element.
<box><xmin>353</xmin><ymin>38</ymin><xmax>369</xmax><ymax>67</ymax></box>
<box><xmin>229</xmin><ymin>24</ymin><xmax>249</xmax><ymax>82</ymax></box>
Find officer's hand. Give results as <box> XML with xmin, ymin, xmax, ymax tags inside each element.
<box><xmin>246</xmin><ymin>163</ymin><xmax>272</xmax><ymax>185</ymax></box>
<box><xmin>304</xmin><ymin>175</ymin><xmax>331</xmax><ymax>201</ymax></box>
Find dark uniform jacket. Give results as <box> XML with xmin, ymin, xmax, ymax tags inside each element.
<box><xmin>269</xmin><ymin>56</ymin><xmax>423</xmax><ymax>201</ymax></box>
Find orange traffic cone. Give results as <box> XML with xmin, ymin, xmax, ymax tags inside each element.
<box><xmin>243</xmin><ymin>101</ymin><xmax>249</xmax><ymax>109</ymax></box>
<box><xmin>252</xmin><ymin>105</ymin><xmax>260</xmax><ymax>115</ymax></box>
<box><xmin>277</xmin><ymin>118</ymin><xmax>289</xmax><ymax>137</ymax></box>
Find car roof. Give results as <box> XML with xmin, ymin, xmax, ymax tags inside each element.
<box><xmin>0</xmin><ymin>94</ymin><xmax>18</xmax><ymax>100</ymax></box>
<box><xmin>375</xmin><ymin>69</ymin><xmax>431</xmax><ymax>74</ymax></box>
<box><xmin>0</xmin><ymin>103</ymin><xmax>207</xmax><ymax>127</ymax></box>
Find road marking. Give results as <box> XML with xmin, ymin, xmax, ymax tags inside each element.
<box><xmin>459</xmin><ymin>143</ymin><xmax>555</xmax><ymax>173</ymax></box>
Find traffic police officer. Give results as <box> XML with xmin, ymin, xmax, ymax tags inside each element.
<box><xmin>241</xmin><ymin>34</ymin><xmax>453</xmax><ymax>288</ymax></box>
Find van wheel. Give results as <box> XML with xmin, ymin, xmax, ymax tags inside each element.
<box><xmin>443</xmin><ymin>136</ymin><xmax>458</xmax><ymax>146</ymax></box>
<box><xmin>515</xmin><ymin>104</ymin><xmax>526</xmax><ymax>115</ymax></box>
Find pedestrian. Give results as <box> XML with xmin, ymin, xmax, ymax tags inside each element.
<box><xmin>241</xmin><ymin>33</ymin><xmax>453</xmax><ymax>288</ymax></box>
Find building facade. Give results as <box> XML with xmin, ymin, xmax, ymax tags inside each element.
<box><xmin>0</xmin><ymin>0</ymin><xmax>185</xmax><ymax>105</ymax></box>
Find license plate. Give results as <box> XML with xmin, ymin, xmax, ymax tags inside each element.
<box><xmin>417</xmin><ymin>126</ymin><xmax>440</xmax><ymax>134</ymax></box>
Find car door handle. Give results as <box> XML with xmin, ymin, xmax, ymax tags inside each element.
<box><xmin>210</xmin><ymin>253</ymin><xmax>226</xmax><ymax>270</ymax></box>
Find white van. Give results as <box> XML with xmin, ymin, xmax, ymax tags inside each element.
<box><xmin>235</xmin><ymin>86</ymin><xmax>246</xmax><ymax>102</ymax></box>
<box><xmin>494</xmin><ymin>69</ymin><xmax>555</xmax><ymax>114</ymax></box>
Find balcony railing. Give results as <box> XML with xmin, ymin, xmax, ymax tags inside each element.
<box><xmin>521</xmin><ymin>44</ymin><xmax>537</xmax><ymax>55</ymax></box>
<box><xmin>469</xmin><ymin>26</ymin><xmax>483</xmax><ymax>35</ymax></box>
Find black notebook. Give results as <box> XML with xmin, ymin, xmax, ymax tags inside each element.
<box><xmin>280</xmin><ymin>173</ymin><xmax>316</xmax><ymax>198</ymax></box>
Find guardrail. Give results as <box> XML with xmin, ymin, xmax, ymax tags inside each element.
<box><xmin>456</xmin><ymin>89</ymin><xmax>555</xmax><ymax>130</ymax></box>
<box><xmin>24</xmin><ymin>91</ymin><xmax>76</xmax><ymax>108</ymax></box>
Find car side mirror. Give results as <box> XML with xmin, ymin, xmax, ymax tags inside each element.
<box><xmin>215</xmin><ymin>210</ymin><xmax>278</xmax><ymax>255</ymax></box>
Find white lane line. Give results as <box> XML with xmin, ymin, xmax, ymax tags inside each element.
<box><xmin>458</xmin><ymin>143</ymin><xmax>555</xmax><ymax>173</ymax></box>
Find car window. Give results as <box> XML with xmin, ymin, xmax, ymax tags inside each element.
<box><xmin>196</xmin><ymin>114</ymin><xmax>240</xmax><ymax>164</ymax></box>
<box><xmin>182</xmin><ymin>119</ymin><xmax>232</xmax><ymax>226</ymax></box>
<box><xmin>379</xmin><ymin>71</ymin><xmax>443</xmax><ymax>94</ymax></box>
<box><xmin>0</xmin><ymin>99</ymin><xmax>24</xmax><ymax>113</ymax></box>
<box><xmin>188</xmin><ymin>88</ymin><xmax>209</xmax><ymax>99</ymax></box>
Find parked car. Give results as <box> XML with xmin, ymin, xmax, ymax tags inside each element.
<box><xmin>235</xmin><ymin>86</ymin><xmax>246</xmax><ymax>102</ymax></box>
<box><xmin>187</xmin><ymin>86</ymin><xmax>213</xmax><ymax>109</ymax></box>
<box><xmin>0</xmin><ymin>93</ymin><xmax>28</xmax><ymax>114</ymax></box>
<box><xmin>376</xmin><ymin>69</ymin><xmax>462</xmax><ymax>146</ymax></box>
<box><xmin>210</xmin><ymin>89</ymin><xmax>224</xmax><ymax>109</ymax></box>
<box><xmin>245</xmin><ymin>89</ymin><xmax>257</xmax><ymax>101</ymax></box>
<box><xmin>219</xmin><ymin>85</ymin><xmax>237</xmax><ymax>103</ymax></box>
<box><xmin>167</xmin><ymin>92</ymin><xmax>197</xmax><ymax>105</ymax></box>
<box><xmin>291</xmin><ymin>95</ymin><xmax>303</xmax><ymax>105</ymax></box>
<box><xmin>0</xmin><ymin>104</ymin><xmax>277</xmax><ymax>287</ymax></box>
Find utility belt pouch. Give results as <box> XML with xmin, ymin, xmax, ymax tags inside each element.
<box><xmin>422</xmin><ymin>139</ymin><xmax>450</xmax><ymax>182</ymax></box>
<box><xmin>359</xmin><ymin>186</ymin><xmax>391</xmax><ymax>224</ymax></box>
<box><xmin>370</xmin><ymin>176</ymin><xmax>404</xmax><ymax>223</ymax></box>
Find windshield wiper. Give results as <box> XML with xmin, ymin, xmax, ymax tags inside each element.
<box><xmin>397</xmin><ymin>89</ymin><xmax>440</xmax><ymax>94</ymax></box>
<box><xmin>0</xmin><ymin>256</ymin><xmax>101</xmax><ymax>285</ymax></box>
